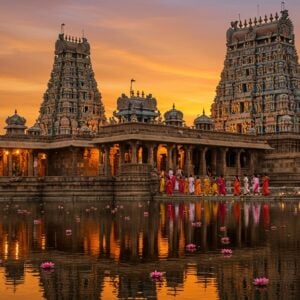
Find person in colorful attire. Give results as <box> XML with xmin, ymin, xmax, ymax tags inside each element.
<box><xmin>233</xmin><ymin>175</ymin><xmax>241</xmax><ymax>196</ymax></box>
<box><xmin>218</xmin><ymin>175</ymin><xmax>226</xmax><ymax>196</ymax></box>
<box><xmin>203</xmin><ymin>176</ymin><xmax>211</xmax><ymax>196</ymax></box>
<box><xmin>159</xmin><ymin>175</ymin><xmax>165</xmax><ymax>193</ymax></box>
<box><xmin>179</xmin><ymin>176</ymin><xmax>185</xmax><ymax>193</ymax></box>
<box><xmin>195</xmin><ymin>176</ymin><xmax>202</xmax><ymax>196</ymax></box>
<box><xmin>211</xmin><ymin>176</ymin><xmax>218</xmax><ymax>195</ymax></box>
<box><xmin>252</xmin><ymin>174</ymin><xmax>260</xmax><ymax>195</ymax></box>
<box><xmin>183</xmin><ymin>176</ymin><xmax>189</xmax><ymax>194</ymax></box>
<box><xmin>262</xmin><ymin>174</ymin><xmax>271</xmax><ymax>196</ymax></box>
<box><xmin>243</xmin><ymin>174</ymin><xmax>250</xmax><ymax>195</ymax></box>
<box><xmin>188</xmin><ymin>175</ymin><xmax>195</xmax><ymax>195</ymax></box>
<box><xmin>165</xmin><ymin>176</ymin><xmax>173</xmax><ymax>195</ymax></box>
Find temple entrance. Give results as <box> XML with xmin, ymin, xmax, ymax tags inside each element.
<box><xmin>156</xmin><ymin>145</ymin><xmax>167</xmax><ymax>173</ymax></box>
<box><xmin>137</xmin><ymin>145</ymin><xmax>148</xmax><ymax>164</ymax></box>
<box><xmin>205</xmin><ymin>150</ymin><xmax>212</xmax><ymax>176</ymax></box>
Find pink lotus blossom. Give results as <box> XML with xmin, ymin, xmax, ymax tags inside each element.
<box><xmin>40</xmin><ymin>261</ymin><xmax>55</xmax><ymax>270</ymax></box>
<box><xmin>221</xmin><ymin>237</ymin><xmax>230</xmax><ymax>244</ymax></box>
<box><xmin>221</xmin><ymin>248</ymin><xmax>232</xmax><ymax>256</ymax></box>
<box><xmin>66</xmin><ymin>229</ymin><xmax>72</xmax><ymax>236</ymax></box>
<box><xmin>150</xmin><ymin>270</ymin><xmax>163</xmax><ymax>280</ymax></box>
<box><xmin>34</xmin><ymin>219</ymin><xmax>41</xmax><ymax>225</ymax></box>
<box><xmin>192</xmin><ymin>222</ymin><xmax>202</xmax><ymax>227</ymax></box>
<box><xmin>253</xmin><ymin>277</ymin><xmax>269</xmax><ymax>286</ymax></box>
<box><xmin>186</xmin><ymin>243</ymin><xmax>197</xmax><ymax>252</ymax></box>
<box><xmin>144</xmin><ymin>211</ymin><xmax>149</xmax><ymax>217</ymax></box>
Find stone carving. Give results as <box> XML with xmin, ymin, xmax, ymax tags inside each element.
<box><xmin>212</xmin><ymin>9</ymin><xmax>300</xmax><ymax>134</ymax></box>
<box><xmin>39</xmin><ymin>33</ymin><xmax>106</xmax><ymax>136</ymax></box>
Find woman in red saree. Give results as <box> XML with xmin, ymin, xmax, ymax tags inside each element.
<box><xmin>166</xmin><ymin>176</ymin><xmax>173</xmax><ymax>195</ymax></box>
<box><xmin>218</xmin><ymin>175</ymin><xmax>226</xmax><ymax>196</ymax></box>
<box><xmin>233</xmin><ymin>175</ymin><xmax>241</xmax><ymax>196</ymax></box>
<box><xmin>262</xmin><ymin>174</ymin><xmax>271</xmax><ymax>196</ymax></box>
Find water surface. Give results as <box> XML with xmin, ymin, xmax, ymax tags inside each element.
<box><xmin>0</xmin><ymin>198</ymin><xmax>299</xmax><ymax>299</ymax></box>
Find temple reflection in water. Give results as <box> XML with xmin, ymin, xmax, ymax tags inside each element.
<box><xmin>0</xmin><ymin>199</ymin><xmax>299</xmax><ymax>299</ymax></box>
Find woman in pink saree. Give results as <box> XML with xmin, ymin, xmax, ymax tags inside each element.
<box><xmin>252</xmin><ymin>174</ymin><xmax>260</xmax><ymax>194</ymax></box>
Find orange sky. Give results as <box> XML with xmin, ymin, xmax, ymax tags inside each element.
<box><xmin>1</xmin><ymin>0</ymin><xmax>300</xmax><ymax>131</ymax></box>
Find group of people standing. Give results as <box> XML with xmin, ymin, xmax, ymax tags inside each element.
<box><xmin>234</xmin><ymin>174</ymin><xmax>271</xmax><ymax>196</ymax></box>
<box><xmin>159</xmin><ymin>169</ymin><xmax>271</xmax><ymax>196</ymax></box>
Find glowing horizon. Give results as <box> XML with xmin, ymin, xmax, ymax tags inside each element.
<box><xmin>1</xmin><ymin>0</ymin><xmax>300</xmax><ymax>132</ymax></box>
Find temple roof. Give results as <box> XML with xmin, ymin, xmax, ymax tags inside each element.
<box><xmin>5</xmin><ymin>110</ymin><xmax>26</xmax><ymax>127</ymax></box>
<box><xmin>194</xmin><ymin>110</ymin><xmax>213</xmax><ymax>125</ymax></box>
<box><xmin>164</xmin><ymin>104</ymin><xmax>183</xmax><ymax>121</ymax></box>
<box><xmin>226</xmin><ymin>10</ymin><xmax>294</xmax><ymax>45</ymax></box>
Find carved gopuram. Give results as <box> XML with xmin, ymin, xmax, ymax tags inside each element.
<box><xmin>211</xmin><ymin>9</ymin><xmax>300</xmax><ymax>186</ymax></box>
<box><xmin>212</xmin><ymin>9</ymin><xmax>300</xmax><ymax>134</ymax></box>
<box><xmin>38</xmin><ymin>33</ymin><xmax>106</xmax><ymax>136</ymax></box>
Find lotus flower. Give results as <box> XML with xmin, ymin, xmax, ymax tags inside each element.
<box><xmin>186</xmin><ymin>243</ymin><xmax>197</xmax><ymax>252</ymax></box>
<box><xmin>144</xmin><ymin>211</ymin><xmax>149</xmax><ymax>217</ymax></box>
<box><xmin>221</xmin><ymin>237</ymin><xmax>230</xmax><ymax>244</ymax></box>
<box><xmin>34</xmin><ymin>219</ymin><xmax>41</xmax><ymax>225</ymax></box>
<box><xmin>253</xmin><ymin>277</ymin><xmax>269</xmax><ymax>286</ymax></box>
<box><xmin>221</xmin><ymin>248</ymin><xmax>232</xmax><ymax>256</ymax></box>
<box><xmin>192</xmin><ymin>222</ymin><xmax>202</xmax><ymax>227</ymax></box>
<box><xmin>40</xmin><ymin>262</ymin><xmax>55</xmax><ymax>270</ymax></box>
<box><xmin>65</xmin><ymin>229</ymin><xmax>72</xmax><ymax>236</ymax></box>
<box><xmin>150</xmin><ymin>270</ymin><xmax>163</xmax><ymax>280</ymax></box>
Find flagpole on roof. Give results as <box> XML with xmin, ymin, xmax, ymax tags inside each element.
<box><xmin>61</xmin><ymin>23</ymin><xmax>65</xmax><ymax>34</ymax></box>
<box><xmin>130</xmin><ymin>78</ymin><xmax>135</xmax><ymax>96</ymax></box>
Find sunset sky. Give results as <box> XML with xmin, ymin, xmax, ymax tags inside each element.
<box><xmin>1</xmin><ymin>0</ymin><xmax>300</xmax><ymax>130</ymax></box>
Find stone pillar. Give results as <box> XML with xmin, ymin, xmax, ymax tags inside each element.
<box><xmin>98</xmin><ymin>146</ymin><xmax>105</xmax><ymax>176</ymax></box>
<box><xmin>148</xmin><ymin>144</ymin><xmax>154</xmax><ymax>166</ymax></box>
<box><xmin>220</xmin><ymin>148</ymin><xmax>228</xmax><ymax>176</ymax></box>
<box><xmin>235</xmin><ymin>149</ymin><xmax>241</xmax><ymax>176</ymax></box>
<box><xmin>33</xmin><ymin>153</ymin><xmax>38</xmax><ymax>177</ymax></box>
<box><xmin>119</xmin><ymin>143</ymin><xmax>125</xmax><ymax>164</ymax></box>
<box><xmin>167</xmin><ymin>145</ymin><xmax>174</xmax><ymax>171</ymax></box>
<box><xmin>184</xmin><ymin>146</ymin><xmax>193</xmax><ymax>176</ymax></box>
<box><xmin>172</xmin><ymin>146</ymin><xmax>178</xmax><ymax>170</ymax></box>
<box><xmin>249</xmin><ymin>151</ymin><xmax>255</xmax><ymax>175</ymax></box>
<box><xmin>71</xmin><ymin>148</ymin><xmax>78</xmax><ymax>176</ymax></box>
<box><xmin>211</xmin><ymin>148</ymin><xmax>217</xmax><ymax>175</ymax></box>
<box><xmin>104</xmin><ymin>145</ymin><xmax>111</xmax><ymax>177</ymax></box>
<box><xmin>8</xmin><ymin>152</ymin><xmax>12</xmax><ymax>176</ymax></box>
<box><xmin>28</xmin><ymin>150</ymin><xmax>34</xmax><ymax>176</ymax></box>
<box><xmin>131</xmin><ymin>141</ymin><xmax>137</xmax><ymax>163</ymax></box>
<box><xmin>199</xmin><ymin>147</ymin><xmax>207</xmax><ymax>176</ymax></box>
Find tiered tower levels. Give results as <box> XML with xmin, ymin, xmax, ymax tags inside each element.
<box><xmin>38</xmin><ymin>33</ymin><xmax>106</xmax><ymax>136</ymax></box>
<box><xmin>211</xmin><ymin>10</ymin><xmax>300</xmax><ymax>134</ymax></box>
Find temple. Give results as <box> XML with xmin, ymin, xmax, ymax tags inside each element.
<box><xmin>0</xmin><ymin>10</ymin><xmax>300</xmax><ymax>199</ymax></box>
<box><xmin>211</xmin><ymin>10</ymin><xmax>300</xmax><ymax>134</ymax></box>
<box><xmin>38</xmin><ymin>33</ymin><xmax>106</xmax><ymax>136</ymax></box>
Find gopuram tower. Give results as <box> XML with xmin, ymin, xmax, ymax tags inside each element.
<box><xmin>211</xmin><ymin>9</ymin><xmax>300</xmax><ymax>134</ymax></box>
<box><xmin>38</xmin><ymin>31</ymin><xmax>106</xmax><ymax>135</ymax></box>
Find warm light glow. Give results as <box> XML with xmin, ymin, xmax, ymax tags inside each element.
<box><xmin>16</xmin><ymin>150</ymin><xmax>20</xmax><ymax>155</ymax></box>
<box><xmin>4</xmin><ymin>151</ymin><xmax>9</xmax><ymax>155</ymax></box>
<box><xmin>4</xmin><ymin>235</ymin><xmax>8</xmax><ymax>259</ymax></box>
<box><xmin>41</xmin><ymin>234</ymin><xmax>46</xmax><ymax>250</ymax></box>
<box><xmin>1</xmin><ymin>2</ymin><xmax>299</xmax><ymax>132</ymax></box>
<box><xmin>15</xmin><ymin>241</ymin><xmax>19</xmax><ymax>260</ymax></box>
